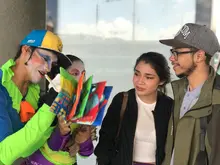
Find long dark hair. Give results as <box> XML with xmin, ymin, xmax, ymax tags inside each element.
<box><xmin>134</xmin><ymin>52</ymin><xmax>171</xmax><ymax>93</ymax></box>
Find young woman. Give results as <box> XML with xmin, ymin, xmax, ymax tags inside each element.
<box><xmin>23</xmin><ymin>54</ymin><xmax>95</xmax><ymax>165</ymax></box>
<box><xmin>95</xmin><ymin>52</ymin><xmax>173</xmax><ymax>165</ymax></box>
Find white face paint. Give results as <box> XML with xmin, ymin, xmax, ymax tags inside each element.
<box><xmin>26</xmin><ymin>48</ymin><xmax>58</xmax><ymax>83</ymax></box>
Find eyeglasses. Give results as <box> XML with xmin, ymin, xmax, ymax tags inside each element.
<box><xmin>170</xmin><ymin>49</ymin><xmax>197</xmax><ymax>60</ymax></box>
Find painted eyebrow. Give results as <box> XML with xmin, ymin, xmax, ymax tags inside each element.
<box><xmin>37</xmin><ymin>50</ymin><xmax>58</xmax><ymax>62</ymax></box>
<box><xmin>134</xmin><ymin>69</ymin><xmax>156</xmax><ymax>76</ymax></box>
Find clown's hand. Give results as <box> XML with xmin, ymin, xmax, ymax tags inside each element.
<box><xmin>57</xmin><ymin>114</ymin><xmax>71</xmax><ymax>136</ymax></box>
<box><xmin>38</xmin><ymin>88</ymin><xmax>58</xmax><ymax>107</ymax></box>
<box><xmin>48</xmin><ymin>74</ymin><xmax>61</xmax><ymax>92</ymax></box>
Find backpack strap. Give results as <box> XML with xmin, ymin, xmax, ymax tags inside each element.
<box><xmin>96</xmin><ymin>92</ymin><xmax>129</xmax><ymax>165</ymax></box>
<box><xmin>116</xmin><ymin>92</ymin><xmax>128</xmax><ymax>139</ymax></box>
<box><xmin>113</xmin><ymin>92</ymin><xmax>128</xmax><ymax>156</ymax></box>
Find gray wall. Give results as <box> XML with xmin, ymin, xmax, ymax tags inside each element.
<box><xmin>0</xmin><ymin>0</ymin><xmax>46</xmax><ymax>92</ymax></box>
<box><xmin>2</xmin><ymin>1</ymin><xmax>47</xmax><ymax>163</ymax></box>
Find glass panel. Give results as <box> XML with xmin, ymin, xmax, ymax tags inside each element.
<box><xmin>46</xmin><ymin>0</ymin><xmax>199</xmax><ymax>164</ymax></box>
<box><xmin>55</xmin><ymin>0</ymin><xmax>196</xmax><ymax>98</ymax></box>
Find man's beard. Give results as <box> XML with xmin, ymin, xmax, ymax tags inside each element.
<box><xmin>176</xmin><ymin>62</ymin><xmax>197</xmax><ymax>79</ymax></box>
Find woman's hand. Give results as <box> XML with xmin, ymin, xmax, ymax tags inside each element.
<box><xmin>68</xmin><ymin>143</ymin><xmax>80</xmax><ymax>157</ymax></box>
<box><xmin>64</xmin><ymin>125</ymin><xmax>96</xmax><ymax>157</ymax></box>
<box><xmin>75</xmin><ymin>125</ymin><xmax>92</xmax><ymax>144</ymax></box>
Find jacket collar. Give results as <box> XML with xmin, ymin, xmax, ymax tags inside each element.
<box><xmin>172</xmin><ymin>66</ymin><xmax>215</xmax><ymax>112</ymax></box>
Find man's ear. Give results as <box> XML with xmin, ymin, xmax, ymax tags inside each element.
<box><xmin>195</xmin><ymin>50</ymin><xmax>206</xmax><ymax>63</ymax></box>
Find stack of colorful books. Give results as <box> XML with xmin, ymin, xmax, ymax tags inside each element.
<box><xmin>50</xmin><ymin>68</ymin><xmax>113</xmax><ymax>126</ymax></box>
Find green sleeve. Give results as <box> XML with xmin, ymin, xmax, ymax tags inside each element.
<box><xmin>0</xmin><ymin>104</ymin><xmax>55</xmax><ymax>165</ymax></box>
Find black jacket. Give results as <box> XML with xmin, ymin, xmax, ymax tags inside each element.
<box><xmin>94</xmin><ymin>88</ymin><xmax>173</xmax><ymax>165</ymax></box>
